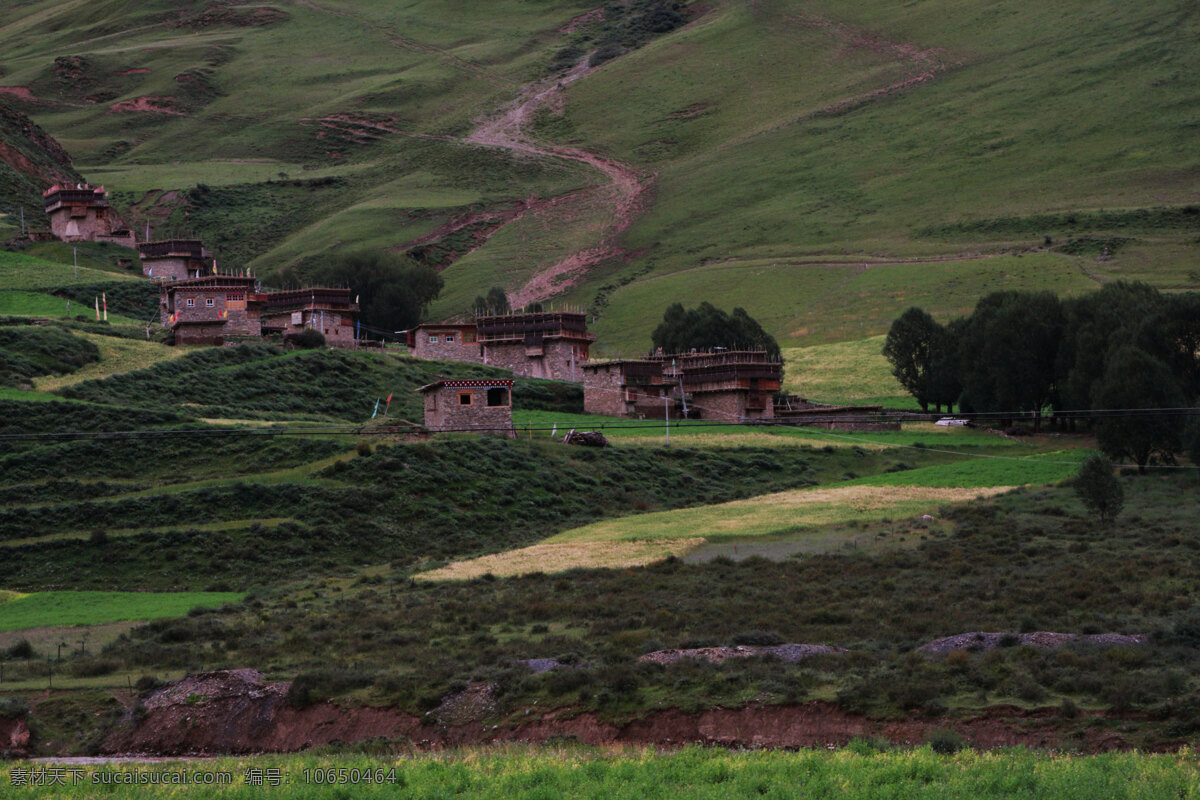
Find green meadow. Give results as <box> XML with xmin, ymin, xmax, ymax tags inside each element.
<box><xmin>0</xmin><ymin>591</ymin><xmax>242</xmax><ymax>631</ymax></box>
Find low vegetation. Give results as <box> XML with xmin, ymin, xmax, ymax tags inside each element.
<box><xmin>4</xmin><ymin>746</ymin><xmax>1200</xmax><ymax>799</ymax></box>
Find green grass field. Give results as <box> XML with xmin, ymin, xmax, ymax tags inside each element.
<box><xmin>3</xmin><ymin>746</ymin><xmax>1199</xmax><ymax>799</ymax></box>
<box><xmin>0</xmin><ymin>591</ymin><xmax>242</xmax><ymax>631</ymax></box>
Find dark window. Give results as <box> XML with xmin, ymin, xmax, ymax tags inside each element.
<box><xmin>459</xmin><ymin>391</ymin><xmax>472</xmax><ymax>406</ymax></box>
<box><xmin>487</xmin><ymin>387</ymin><xmax>508</xmax><ymax>407</ymax></box>
<box><xmin>445</xmin><ymin>334</ymin><xmax>455</xmax><ymax>343</ymax></box>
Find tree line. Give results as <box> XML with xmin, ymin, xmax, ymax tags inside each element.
<box><xmin>883</xmin><ymin>283</ymin><xmax>1200</xmax><ymax>471</ymax></box>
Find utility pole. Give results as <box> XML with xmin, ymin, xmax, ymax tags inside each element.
<box><xmin>665</xmin><ymin>395</ymin><xmax>670</xmax><ymax>446</ymax></box>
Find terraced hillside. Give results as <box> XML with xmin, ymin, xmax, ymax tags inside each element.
<box><xmin>1</xmin><ymin>0</ymin><xmax>1195</xmax><ymax>362</ymax></box>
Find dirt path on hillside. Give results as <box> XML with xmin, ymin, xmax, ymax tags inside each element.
<box><xmin>464</xmin><ymin>59</ymin><xmax>651</xmax><ymax>308</ymax></box>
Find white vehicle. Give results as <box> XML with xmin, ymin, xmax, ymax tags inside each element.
<box><xmin>935</xmin><ymin>417</ymin><xmax>970</xmax><ymax>427</ymax></box>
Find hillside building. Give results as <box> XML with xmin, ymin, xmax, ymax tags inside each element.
<box><xmin>476</xmin><ymin>311</ymin><xmax>594</xmax><ymax>382</ymax></box>
<box><xmin>417</xmin><ymin>378</ymin><xmax>514</xmax><ymax>436</ymax></box>
<box><xmin>160</xmin><ymin>274</ymin><xmax>261</xmax><ymax>346</ymax></box>
<box><xmin>406</xmin><ymin>323</ymin><xmax>482</xmax><ymax>363</ymax></box>
<box><xmin>656</xmin><ymin>351</ymin><xmax>782</xmax><ymax>421</ymax></box>
<box><xmin>159</xmin><ymin>278</ymin><xmax>359</xmax><ymax>347</ymax></box>
<box><xmin>581</xmin><ymin>359</ymin><xmax>671</xmax><ymax>418</ymax></box>
<box><xmin>140</xmin><ymin>240</ymin><xmax>210</xmax><ymax>281</ymax></box>
<box><xmin>582</xmin><ymin>351</ymin><xmax>783</xmax><ymax>421</ymax></box>
<box><xmin>259</xmin><ymin>288</ymin><xmax>358</xmax><ymax>346</ymax></box>
<box><xmin>42</xmin><ymin>183</ymin><xmax>135</xmax><ymax>247</ymax></box>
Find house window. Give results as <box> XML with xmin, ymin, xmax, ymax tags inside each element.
<box><xmin>458</xmin><ymin>391</ymin><xmax>473</xmax><ymax>406</ymax></box>
<box><xmin>205</xmin><ymin>298</ymin><xmax>214</xmax><ymax>308</ymax></box>
<box><xmin>486</xmin><ymin>387</ymin><xmax>509</xmax><ymax>407</ymax></box>
<box><xmin>465</xmin><ymin>331</ymin><xmax>476</xmax><ymax>343</ymax></box>
<box><xmin>445</xmin><ymin>334</ymin><xmax>455</xmax><ymax>344</ymax></box>
<box><xmin>428</xmin><ymin>335</ymin><xmax>438</xmax><ymax>344</ymax></box>
<box><xmin>186</xmin><ymin>298</ymin><xmax>195</xmax><ymax>308</ymax></box>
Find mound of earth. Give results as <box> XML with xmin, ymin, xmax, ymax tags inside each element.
<box><xmin>916</xmin><ymin>631</ymin><xmax>1147</xmax><ymax>654</ymax></box>
<box><xmin>0</xmin><ymin>714</ymin><xmax>32</xmax><ymax>757</ymax></box>
<box><xmin>639</xmin><ymin>644</ymin><xmax>846</xmax><ymax>665</ymax></box>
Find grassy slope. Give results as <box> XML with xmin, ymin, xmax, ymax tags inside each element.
<box><xmin>552</xmin><ymin>0</ymin><xmax>1200</xmax><ymax>349</ymax></box>
<box><xmin>3</xmin><ymin>1</ymin><xmax>1194</xmax><ymax>349</ymax></box>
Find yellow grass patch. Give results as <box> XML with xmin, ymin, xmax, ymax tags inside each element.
<box><xmin>33</xmin><ymin>334</ymin><xmax>189</xmax><ymax>391</ymax></box>
<box><xmin>548</xmin><ymin>485</ymin><xmax>1016</xmax><ymax>544</ymax></box>
<box><xmin>416</xmin><ymin>538</ymin><xmax>707</xmax><ymax>582</ymax></box>
<box><xmin>0</xmin><ymin>590</ymin><xmax>28</xmax><ymax>604</ymax></box>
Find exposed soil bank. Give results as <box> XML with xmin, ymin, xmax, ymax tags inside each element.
<box><xmin>1</xmin><ymin>715</ymin><xmax>32</xmax><ymax>758</ymax></box>
<box><xmin>98</xmin><ymin>671</ymin><xmax>1154</xmax><ymax>756</ymax></box>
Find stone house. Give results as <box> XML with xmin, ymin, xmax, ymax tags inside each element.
<box><xmin>42</xmin><ymin>183</ymin><xmax>135</xmax><ymax>246</ymax></box>
<box><xmin>582</xmin><ymin>360</ymin><xmax>671</xmax><ymax>417</ymax></box>
<box><xmin>140</xmin><ymin>240</ymin><xmax>210</xmax><ymax>281</ymax></box>
<box><xmin>656</xmin><ymin>351</ymin><xmax>782</xmax><ymax>421</ymax></box>
<box><xmin>406</xmin><ymin>323</ymin><xmax>482</xmax><ymax>363</ymax></box>
<box><xmin>476</xmin><ymin>311</ymin><xmax>594</xmax><ymax>382</ymax></box>
<box><xmin>417</xmin><ymin>378</ymin><xmax>514</xmax><ymax>436</ymax></box>
<box><xmin>160</xmin><ymin>274</ymin><xmax>261</xmax><ymax>346</ymax></box>
<box><xmin>259</xmin><ymin>288</ymin><xmax>359</xmax><ymax>346</ymax></box>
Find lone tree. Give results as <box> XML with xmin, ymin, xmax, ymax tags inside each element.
<box><xmin>882</xmin><ymin>307</ymin><xmax>957</xmax><ymax>412</ymax></box>
<box><xmin>1073</xmin><ymin>453</ymin><xmax>1124</xmax><ymax>523</ymax></box>
<box><xmin>651</xmin><ymin>302</ymin><xmax>781</xmax><ymax>361</ymax></box>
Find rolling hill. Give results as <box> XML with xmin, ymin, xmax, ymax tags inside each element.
<box><xmin>1</xmin><ymin>0</ymin><xmax>1197</xmax><ymax>358</ymax></box>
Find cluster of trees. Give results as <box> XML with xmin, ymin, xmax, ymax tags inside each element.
<box><xmin>651</xmin><ymin>302</ymin><xmax>781</xmax><ymax>361</ymax></box>
<box><xmin>883</xmin><ymin>283</ymin><xmax>1200</xmax><ymax>471</ymax></box>
<box><xmin>304</xmin><ymin>251</ymin><xmax>443</xmax><ymax>333</ymax></box>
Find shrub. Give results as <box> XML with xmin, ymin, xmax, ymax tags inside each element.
<box><xmin>0</xmin><ymin>697</ymin><xmax>29</xmax><ymax>718</ymax></box>
<box><xmin>286</xmin><ymin>668</ymin><xmax>375</xmax><ymax>708</ymax></box>
<box><xmin>730</xmin><ymin>630</ymin><xmax>784</xmax><ymax>646</ymax></box>
<box><xmin>4</xmin><ymin>639</ymin><xmax>34</xmax><ymax>659</ymax></box>
<box><xmin>927</xmin><ymin>728</ymin><xmax>966</xmax><ymax>754</ymax></box>
<box><xmin>1074</xmin><ymin>453</ymin><xmax>1124</xmax><ymax>522</ymax></box>
<box><xmin>135</xmin><ymin>675</ymin><xmax>164</xmax><ymax>692</ymax></box>
<box><xmin>292</xmin><ymin>328</ymin><xmax>326</xmax><ymax>349</ymax></box>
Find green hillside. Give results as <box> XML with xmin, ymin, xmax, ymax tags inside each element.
<box><xmin>0</xmin><ymin>100</ymin><xmax>81</xmax><ymax>235</ymax></box>
<box><xmin>3</xmin><ymin>0</ymin><xmax>1195</xmax><ymax>356</ymax></box>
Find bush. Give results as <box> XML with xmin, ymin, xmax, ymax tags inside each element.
<box><xmin>927</xmin><ymin>728</ymin><xmax>966</xmax><ymax>754</ymax></box>
<box><xmin>135</xmin><ymin>675</ymin><xmax>164</xmax><ymax>692</ymax></box>
<box><xmin>292</xmin><ymin>328</ymin><xmax>326</xmax><ymax>349</ymax></box>
<box><xmin>1074</xmin><ymin>453</ymin><xmax>1124</xmax><ymax>523</ymax></box>
<box><xmin>287</xmin><ymin>668</ymin><xmax>375</xmax><ymax>708</ymax></box>
<box><xmin>4</xmin><ymin>639</ymin><xmax>34</xmax><ymax>659</ymax></box>
<box><xmin>0</xmin><ymin>696</ymin><xmax>29</xmax><ymax>718</ymax></box>
<box><xmin>730</xmin><ymin>630</ymin><xmax>784</xmax><ymax>647</ymax></box>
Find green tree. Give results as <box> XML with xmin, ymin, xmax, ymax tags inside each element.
<box><xmin>651</xmin><ymin>302</ymin><xmax>781</xmax><ymax>361</ymax></box>
<box><xmin>882</xmin><ymin>307</ymin><xmax>956</xmax><ymax>412</ymax></box>
<box><xmin>957</xmin><ymin>291</ymin><xmax>1064</xmax><ymax>430</ymax></box>
<box><xmin>1073</xmin><ymin>453</ymin><xmax>1124</xmax><ymax>523</ymax></box>
<box><xmin>1055</xmin><ymin>282</ymin><xmax>1162</xmax><ymax>420</ymax></box>
<box><xmin>471</xmin><ymin>286</ymin><xmax>510</xmax><ymax>318</ymax></box>
<box><xmin>1093</xmin><ymin>346</ymin><xmax>1185</xmax><ymax>473</ymax></box>
<box><xmin>305</xmin><ymin>251</ymin><xmax>442</xmax><ymax>332</ymax></box>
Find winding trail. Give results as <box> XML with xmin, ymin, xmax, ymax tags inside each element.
<box><xmin>464</xmin><ymin>59</ymin><xmax>652</xmax><ymax>308</ymax></box>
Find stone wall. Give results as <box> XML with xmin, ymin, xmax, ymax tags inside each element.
<box><xmin>261</xmin><ymin>309</ymin><xmax>356</xmax><ymax>346</ymax></box>
<box><xmin>424</xmin><ymin>386</ymin><xmax>514</xmax><ymax>436</ymax></box>
<box><xmin>694</xmin><ymin>391</ymin><xmax>745</xmax><ymax>421</ymax></box>
<box><xmin>583</xmin><ymin>365</ymin><xmax>627</xmax><ymax>416</ymax></box>
<box><xmin>143</xmin><ymin>257</ymin><xmax>195</xmax><ymax>281</ymax></box>
<box><xmin>48</xmin><ymin>206</ymin><xmax>132</xmax><ymax>245</ymax></box>
<box><xmin>484</xmin><ymin>340</ymin><xmax>586</xmax><ymax>382</ymax></box>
